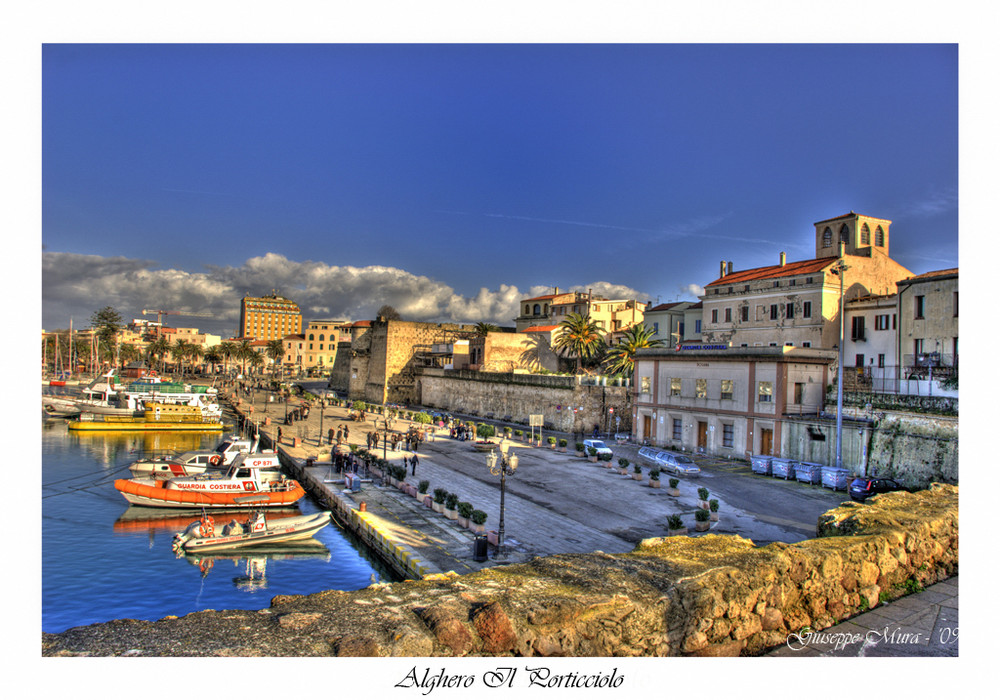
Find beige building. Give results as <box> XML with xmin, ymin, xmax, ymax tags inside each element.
<box><xmin>896</xmin><ymin>268</ymin><xmax>958</xmax><ymax>380</ymax></box>
<box><xmin>700</xmin><ymin>212</ymin><xmax>913</xmax><ymax>350</ymax></box>
<box><xmin>302</xmin><ymin>319</ymin><xmax>351</xmax><ymax>372</ymax></box>
<box><xmin>514</xmin><ymin>287</ymin><xmax>647</xmax><ymax>339</ymax></box>
<box><xmin>633</xmin><ymin>346</ymin><xmax>838</xmax><ymax>459</ymax></box>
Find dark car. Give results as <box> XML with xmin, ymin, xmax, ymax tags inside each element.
<box><xmin>849</xmin><ymin>477</ymin><xmax>904</xmax><ymax>502</ymax></box>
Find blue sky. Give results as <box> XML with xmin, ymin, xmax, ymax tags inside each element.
<box><xmin>41</xmin><ymin>43</ymin><xmax>958</xmax><ymax>336</ymax></box>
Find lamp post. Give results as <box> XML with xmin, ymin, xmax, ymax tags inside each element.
<box><xmin>832</xmin><ymin>258</ymin><xmax>850</xmax><ymax>471</ymax></box>
<box><xmin>486</xmin><ymin>445</ymin><xmax>518</xmax><ymax>558</ymax></box>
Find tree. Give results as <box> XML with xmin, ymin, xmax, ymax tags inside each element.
<box><xmin>474</xmin><ymin>322</ymin><xmax>500</xmax><ymax>337</ymax></box>
<box><xmin>265</xmin><ymin>339</ymin><xmax>285</xmax><ymax>374</ymax></box>
<box><xmin>172</xmin><ymin>339</ymin><xmax>193</xmax><ymax>377</ymax></box>
<box><xmin>551</xmin><ymin>313</ymin><xmax>606</xmax><ymax>373</ymax></box>
<box><xmin>203</xmin><ymin>346</ymin><xmax>223</xmax><ymax>374</ymax></box>
<box><xmin>604</xmin><ymin>324</ymin><xmax>665</xmax><ymax>377</ymax></box>
<box><xmin>235</xmin><ymin>339</ymin><xmax>257</xmax><ymax>375</ymax></box>
<box><xmin>219</xmin><ymin>341</ymin><xmax>237</xmax><ymax>374</ymax></box>
<box><xmin>145</xmin><ymin>336</ymin><xmax>171</xmax><ymax>374</ymax></box>
<box><xmin>90</xmin><ymin>306</ymin><xmax>123</xmax><ymax>367</ymax></box>
<box><xmin>376</xmin><ymin>304</ymin><xmax>401</xmax><ymax>321</ymax></box>
<box><xmin>118</xmin><ymin>343</ymin><xmax>142</xmax><ymax>370</ymax></box>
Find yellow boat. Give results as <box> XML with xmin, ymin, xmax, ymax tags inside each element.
<box><xmin>67</xmin><ymin>402</ymin><xmax>224</xmax><ymax>431</ymax></box>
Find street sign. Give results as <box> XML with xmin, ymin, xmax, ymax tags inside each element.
<box><xmin>529</xmin><ymin>414</ymin><xmax>544</xmax><ymax>427</ymax></box>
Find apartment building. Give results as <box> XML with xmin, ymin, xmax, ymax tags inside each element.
<box><xmin>302</xmin><ymin>319</ymin><xmax>351</xmax><ymax>372</ymax></box>
<box><xmin>896</xmin><ymin>268</ymin><xmax>959</xmax><ymax>380</ymax></box>
<box><xmin>515</xmin><ymin>287</ymin><xmax>648</xmax><ymax>339</ymax></box>
<box><xmin>239</xmin><ymin>292</ymin><xmax>302</xmax><ymax>342</ymax></box>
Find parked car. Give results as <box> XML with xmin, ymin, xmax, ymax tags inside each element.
<box><xmin>637</xmin><ymin>446</ymin><xmax>701</xmax><ymax>476</ymax></box>
<box><xmin>849</xmin><ymin>477</ymin><xmax>904</xmax><ymax>502</ymax></box>
<box><xmin>582</xmin><ymin>439</ymin><xmax>613</xmax><ymax>458</ymax></box>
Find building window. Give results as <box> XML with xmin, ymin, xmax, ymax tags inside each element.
<box><xmin>822</xmin><ymin>227</ymin><xmax>833</xmax><ymax>247</ymax></box>
<box><xmin>803</xmin><ymin>301</ymin><xmax>812</xmax><ymax>318</ymax></box>
<box><xmin>802</xmin><ymin>341</ymin><xmax>811</xmax><ymax>347</ymax></box>
<box><xmin>875</xmin><ymin>314</ymin><xmax>891</xmax><ymax>330</ymax></box>
<box><xmin>794</xmin><ymin>382</ymin><xmax>805</xmax><ymax>404</ymax></box>
<box><xmin>652</xmin><ymin>322</ymin><xmax>659</xmax><ymax>335</ymax></box>
<box><xmin>722</xmin><ymin>423</ymin><xmax>734</xmax><ymax>448</ymax></box>
<box><xmin>855</xmin><ymin>354</ymin><xmax>865</xmax><ymax>367</ymax></box>
<box><xmin>711</xmin><ymin>309</ymin><xmax>719</xmax><ymax>323</ymax></box>
<box><xmin>640</xmin><ymin>376</ymin><xmax>651</xmax><ymax>394</ymax></box>
<box><xmin>672</xmin><ymin>418</ymin><xmax>683</xmax><ymax>441</ymax></box>
<box><xmin>724</xmin><ymin>308</ymin><xmax>732</xmax><ymax>323</ymax></box>
<box><xmin>720</xmin><ymin>379</ymin><xmax>733</xmax><ymax>400</ymax></box>
<box><xmin>695</xmin><ymin>379</ymin><xmax>707</xmax><ymax>398</ymax></box>
<box><xmin>695</xmin><ymin>320</ymin><xmax>702</xmax><ymax>334</ymax></box>
<box><xmin>875</xmin><ymin>226</ymin><xmax>885</xmax><ymax>246</ymax></box>
<box><xmin>770</xmin><ymin>304</ymin><xmax>779</xmax><ymax>320</ymax></box>
<box><xmin>670</xmin><ymin>378</ymin><xmax>682</xmax><ymax>396</ymax></box>
<box><xmin>861</xmin><ymin>223</ymin><xmax>871</xmax><ymax>245</ymax></box>
<box><xmin>914</xmin><ymin>295</ymin><xmax>925</xmax><ymax>319</ymax></box>
<box><xmin>758</xmin><ymin>381</ymin><xmax>773</xmax><ymax>402</ymax></box>
<box><xmin>740</xmin><ymin>306</ymin><xmax>749</xmax><ymax>322</ymax></box>
<box><xmin>786</xmin><ymin>303</ymin><xmax>795</xmax><ymax>319</ymax></box>
<box><xmin>851</xmin><ymin>316</ymin><xmax>866</xmax><ymax>341</ymax></box>
<box><xmin>839</xmin><ymin>224</ymin><xmax>850</xmax><ymax>244</ymax></box>
<box><xmin>954</xmin><ymin>291</ymin><xmax>958</xmax><ymax>317</ymax></box>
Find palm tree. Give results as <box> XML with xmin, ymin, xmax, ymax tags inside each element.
<box><xmin>219</xmin><ymin>341</ymin><xmax>237</xmax><ymax>375</ymax></box>
<box><xmin>474</xmin><ymin>322</ymin><xmax>500</xmax><ymax>337</ymax></box>
<box><xmin>118</xmin><ymin>343</ymin><xmax>142</xmax><ymax>371</ymax></box>
<box><xmin>203</xmin><ymin>346</ymin><xmax>223</xmax><ymax>375</ymax></box>
<box><xmin>146</xmin><ymin>336</ymin><xmax>171</xmax><ymax>374</ymax></box>
<box><xmin>265</xmin><ymin>339</ymin><xmax>285</xmax><ymax>375</ymax></box>
<box><xmin>235</xmin><ymin>339</ymin><xmax>256</xmax><ymax>376</ymax></box>
<box><xmin>187</xmin><ymin>343</ymin><xmax>204</xmax><ymax>375</ymax></box>
<box><xmin>551</xmin><ymin>313</ymin><xmax>606</xmax><ymax>373</ymax></box>
<box><xmin>604</xmin><ymin>324</ymin><xmax>665</xmax><ymax>377</ymax></box>
<box><xmin>172</xmin><ymin>339</ymin><xmax>193</xmax><ymax>377</ymax></box>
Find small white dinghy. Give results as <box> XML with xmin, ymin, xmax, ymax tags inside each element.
<box><xmin>172</xmin><ymin>510</ymin><xmax>332</xmax><ymax>554</ymax></box>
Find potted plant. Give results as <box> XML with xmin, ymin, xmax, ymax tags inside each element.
<box><xmin>649</xmin><ymin>468</ymin><xmax>661</xmax><ymax>488</ymax></box>
<box><xmin>457</xmin><ymin>501</ymin><xmax>473</xmax><ymax>528</ymax></box>
<box><xmin>417</xmin><ymin>480</ymin><xmax>430</xmax><ymax>502</ymax></box>
<box><xmin>433</xmin><ymin>488</ymin><xmax>448</xmax><ymax>513</ymax></box>
<box><xmin>587</xmin><ymin>446</ymin><xmax>598</xmax><ymax>463</ymax></box>
<box><xmin>445</xmin><ymin>493</ymin><xmax>459</xmax><ymax>520</ymax></box>
<box><xmin>694</xmin><ymin>508</ymin><xmax>711</xmax><ymax>532</ymax></box>
<box><xmin>598</xmin><ymin>452</ymin><xmax>613</xmax><ymax>465</ymax></box>
<box><xmin>559</xmin><ymin>438</ymin><xmax>568</xmax><ymax>453</ymax></box>
<box><xmin>470</xmin><ymin>509</ymin><xmax>488</xmax><ymax>534</ymax></box>
<box><xmin>618</xmin><ymin>458</ymin><xmax>630</xmax><ymax>476</ymax></box>
<box><xmin>709</xmin><ymin>498</ymin><xmax>719</xmax><ymax>522</ymax></box>
<box><xmin>576</xmin><ymin>441</ymin><xmax>586</xmax><ymax>457</ymax></box>
<box><xmin>504</xmin><ymin>427</ymin><xmax>512</xmax><ymax>440</ymax></box>
<box><xmin>667</xmin><ymin>514</ymin><xmax>687</xmax><ymax>536</ymax></box>
<box><xmin>632</xmin><ymin>464</ymin><xmax>643</xmax><ymax>481</ymax></box>
<box><xmin>698</xmin><ymin>487</ymin><xmax>710</xmax><ymax>511</ymax></box>
<box><xmin>667</xmin><ymin>478</ymin><xmax>680</xmax><ymax>497</ymax></box>
<box><xmin>547</xmin><ymin>436</ymin><xmax>557</xmax><ymax>449</ymax></box>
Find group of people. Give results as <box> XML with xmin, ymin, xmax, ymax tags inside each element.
<box><xmin>450</xmin><ymin>423</ymin><xmax>477</xmax><ymax>441</ymax></box>
<box><xmin>328</xmin><ymin>424</ymin><xmax>350</xmax><ymax>445</ymax></box>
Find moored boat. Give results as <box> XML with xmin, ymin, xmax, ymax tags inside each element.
<box><xmin>114</xmin><ymin>454</ymin><xmax>304</xmax><ymax>509</ymax></box>
<box><xmin>68</xmin><ymin>402</ymin><xmax>224</xmax><ymax>431</ymax></box>
<box><xmin>128</xmin><ymin>434</ymin><xmax>263</xmax><ymax>478</ymax></box>
<box><xmin>172</xmin><ymin>510</ymin><xmax>332</xmax><ymax>553</ymax></box>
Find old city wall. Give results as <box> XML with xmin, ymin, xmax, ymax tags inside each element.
<box><xmin>866</xmin><ymin>412</ymin><xmax>958</xmax><ymax>488</ymax></box>
<box><xmin>417</xmin><ymin>368</ymin><xmax>632</xmax><ymax>434</ymax></box>
<box><xmin>328</xmin><ymin>341</ymin><xmax>353</xmax><ymax>393</ymax></box>
<box><xmin>42</xmin><ymin>485</ymin><xmax>958</xmax><ymax>657</ymax></box>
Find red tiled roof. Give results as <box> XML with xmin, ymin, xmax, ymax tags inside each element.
<box><xmin>899</xmin><ymin>268</ymin><xmax>958</xmax><ymax>283</ymax></box>
<box><xmin>704</xmin><ymin>257</ymin><xmax>837</xmax><ymax>287</ymax></box>
<box><xmin>647</xmin><ymin>302</ymin><xmax>688</xmax><ymax>312</ymax></box>
<box><xmin>523</xmin><ymin>325</ymin><xmax>559</xmax><ymax>333</ymax></box>
<box><xmin>523</xmin><ymin>294</ymin><xmax>559</xmax><ymax>302</ymax></box>
<box><xmin>351</xmin><ymin>320</ymin><xmax>372</xmax><ymax>328</ymax></box>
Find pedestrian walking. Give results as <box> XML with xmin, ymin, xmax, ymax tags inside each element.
<box><xmin>328</xmin><ymin>427</ymin><xmax>335</xmax><ymax>445</ymax></box>
<box><xmin>410</xmin><ymin>453</ymin><xmax>419</xmax><ymax>475</ymax></box>
<box><xmin>277</xmin><ymin>427</ymin><xmax>283</xmax><ymax>444</ymax></box>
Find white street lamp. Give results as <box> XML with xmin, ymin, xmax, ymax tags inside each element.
<box><xmin>486</xmin><ymin>446</ymin><xmax>519</xmax><ymax>558</ymax></box>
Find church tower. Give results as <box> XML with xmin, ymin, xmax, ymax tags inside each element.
<box><xmin>813</xmin><ymin>212</ymin><xmax>892</xmax><ymax>259</ymax></box>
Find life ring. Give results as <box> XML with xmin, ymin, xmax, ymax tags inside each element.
<box><xmin>200</xmin><ymin>516</ymin><xmax>215</xmax><ymax>537</ymax></box>
<box><xmin>210</xmin><ymin>455</ymin><xmax>222</xmax><ymax>466</ymax></box>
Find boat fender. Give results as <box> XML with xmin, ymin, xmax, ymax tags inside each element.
<box><xmin>210</xmin><ymin>455</ymin><xmax>221</xmax><ymax>466</ymax></box>
<box><xmin>200</xmin><ymin>515</ymin><xmax>215</xmax><ymax>537</ymax></box>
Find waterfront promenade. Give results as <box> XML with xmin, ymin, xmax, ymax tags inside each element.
<box><xmin>218</xmin><ymin>379</ymin><xmax>958</xmax><ymax>657</ymax></box>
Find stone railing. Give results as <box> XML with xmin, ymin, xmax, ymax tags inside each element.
<box><xmin>42</xmin><ymin>485</ymin><xmax>957</xmax><ymax>657</ymax></box>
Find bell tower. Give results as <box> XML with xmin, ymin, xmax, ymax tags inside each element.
<box><xmin>814</xmin><ymin>212</ymin><xmax>891</xmax><ymax>259</ymax></box>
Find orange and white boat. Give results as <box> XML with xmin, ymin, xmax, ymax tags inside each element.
<box><xmin>114</xmin><ymin>453</ymin><xmax>304</xmax><ymax>509</ymax></box>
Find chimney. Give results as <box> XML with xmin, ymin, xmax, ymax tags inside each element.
<box><xmin>779</xmin><ymin>252</ymin><xmax>786</xmax><ymax>267</ymax></box>
<box><xmin>554</xmin><ymin>286</ymin><xmax>559</xmax><ymax>294</ymax></box>
<box><xmin>720</xmin><ymin>261</ymin><xmax>727</xmax><ymax>278</ymax></box>
<box><xmin>727</xmin><ymin>261</ymin><xmax>733</xmax><ymax>275</ymax></box>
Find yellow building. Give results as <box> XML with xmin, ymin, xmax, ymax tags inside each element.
<box><xmin>239</xmin><ymin>292</ymin><xmax>302</xmax><ymax>342</ymax></box>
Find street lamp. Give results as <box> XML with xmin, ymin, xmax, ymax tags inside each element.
<box><xmin>486</xmin><ymin>445</ymin><xmax>519</xmax><ymax>558</ymax></box>
<box><xmin>831</xmin><ymin>258</ymin><xmax>850</xmax><ymax>471</ymax></box>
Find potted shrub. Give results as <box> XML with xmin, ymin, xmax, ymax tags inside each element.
<box><xmin>547</xmin><ymin>436</ymin><xmax>557</xmax><ymax>449</ymax></box>
<box><xmin>417</xmin><ymin>480</ymin><xmax>430</xmax><ymax>502</ymax></box>
<box><xmin>618</xmin><ymin>458</ymin><xmax>630</xmax><ymax>476</ymax></box>
<box><xmin>709</xmin><ymin>498</ymin><xmax>719</xmax><ymax>522</ymax></box>
<box><xmin>515</xmin><ymin>429</ymin><xmax>524</xmax><ymax>441</ymax></box>
<box><xmin>576</xmin><ymin>441</ymin><xmax>585</xmax><ymax>457</ymax></box>
<box><xmin>598</xmin><ymin>452</ymin><xmax>613</xmax><ymax>465</ymax></box>
<box><xmin>457</xmin><ymin>501</ymin><xmax>473</xmax><ymax>528</ymax></box>
<box><xmin>667</xmin><ymin>514</ymin><xmax>687</xmax><ymax>536</ymax></box>
<box><xmin>694</xmin><ymin>508</ymin><xmax>711</xmax><ymax>532</ymax></box>
<box><xmin>667</xmin><ymin>478</ymin><xmax>680</xmax><ymax>497</ymax></box>
<box><xmin>559</xmin><ymin>438</ymin><xmax>568</xmax><ymax>453</ymax></box>
<box><xmin>698</xmin><ymin>487</ymin><xmax>710</xmax><ymax>510</ymax></box>
<box><xmin>503</xmin><ymin>427</ymin><xmax>512</xmax><ymax>440</ymax></box>
<box><xmin>470</xmin><ymin>509</ymin><xmax>488</xmax><ymax>534</ymax></box>
<box><xmin>649</xmin><ymin>468</ymin><xmax>661</xmax><ymax>488</ymax></box>
<box><xmin>632</xmin><ymin>464</ymin><xmax>643</xmax><ymax>481</ymax></box>
<box><xmin>445</xmin><ymin>493</ymin><xmax>459</xmax><ymax>520</ymax></box>
<box><xmin>587</xmin><ymin>446</ymin><xmax>598</xmax><ymax>463</ymax></box>
<box><xmin>433</xmin><ymin>488</ymin><xmax>448</xmax><ymax>514</ymax></box>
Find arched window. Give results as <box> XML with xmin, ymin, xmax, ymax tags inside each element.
<box><xmin>533</xmin><ymin>304</ymin><xmax>541</xmax><ymax>315</ymax></box>
<box><xmin>319</xmin><ymin>334</ymin><xmax>325</xmax><ymax>341</ymax></box>
<box><xmin>822</xmin><ymin>227</ymin><xmax>833</xmax><ymax>248</ymax></box>
<box><xmin>308</xmin><ymin>333</ymin><xmax>314</xmax><ymax>341</ymax></box>
<box><xmin>839</xmin><ymin>224</ymin><xmax>850</xmax><ymax>244</ymax></box>
<box><xmin>875</xmin><ymin>226</ymin><xmax>885</xmax><ymax>247</ymax></box>
<box><xmin>860</xmin><ymin>223</ymin><xmax>871</xmax><ymax>245</ymax></box>
<box><xmin>525</xmin><ymin>305</ymin><xmax>530</xmax><ymax>314</ymax></box>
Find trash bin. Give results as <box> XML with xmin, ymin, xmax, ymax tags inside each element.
<box><xmin>770</xmin><ymin>457</ymin><xmax>794</xmax><ymax>480</ymax></box>
<box><xmin>750</xmin><ymin>455</ymin><xmax>772</xmax><ymax>476</ymax></box>
<box><xmin>472</xmin><ymin>535</ymin><xmax>489</xmax><ymax>562</ymax></box>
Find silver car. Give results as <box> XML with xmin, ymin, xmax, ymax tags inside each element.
<box><xmin>657</xmin><ymin>451</ymin><xmax>701</xmax><ymax>476</ymax></box>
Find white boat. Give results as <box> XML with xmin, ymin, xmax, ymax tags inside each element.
<box><xmin>42</xmin><ymin>395</ymin><xmax>82</xmax><ymax>418</ymax></box>
<box><xmin>128</xmin><ymin>434</ymin><xmax>261</xmax><ymax>478</ymax></box>
<box><xmin>172</xmin><ymin>510</ymin><xmax>332</xmax><ymax>553</ymax></box>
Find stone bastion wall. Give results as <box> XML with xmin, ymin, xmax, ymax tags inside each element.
<box><xmin>42</xmin><ymin>484</ymin><xmax>957</xmax><ymax>657</ymax></box>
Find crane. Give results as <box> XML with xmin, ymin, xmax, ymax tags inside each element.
<box><xmin>142</xmin><ymin>309</ymin><xmax>214</xmax><ymax>325</ymax></box>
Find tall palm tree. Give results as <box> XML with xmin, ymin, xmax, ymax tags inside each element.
<box><xmin>146</xmin><ymin>336</ymin><xmax>171</xmax><ymax>374</ymax></box>
<box><xmin>265</xmin><ymin>339</ymin><xmax>285</xmax><ymax>375</ymax></box>
<box><xmin>172</xmin><ymin>339</ymin><xmax>193</xmax><ymax>377</ymax></box>
<box><xmin>604</xmin><ymin>324</ymin><xmax>665</xmax><ymax>377</ymax></box>
<box><xmin>118</xmin><ymin>343</ymin><xmax>142</xmax><ymax>371</ymax></box>
<box><xmin>235</xmin><ymin>339</ymin><xmax>256</xmax><ymax>376</ymax></box>
<box><xmin>474</xmin><ymin>322</ymin><xmax>500</xmax><ymax>337</ymax></box>
<box><xmin>551</xmin><ymin>313</ymin><xmax>606</xmax><ymax>373</ymax></box>
<box><xmin>219</xmin><ymin>341</ymin><xmax>237</xmax><ymax>375</ymax></box>
<box><xmin>187</xmin><ymin>343</ymin><xmax>204</xmax><ymax>375</ymax></box>
<box><xmin>203</xmin><ymin>346</ymin><xmax>223</xmax><ymax>375</ymax></box>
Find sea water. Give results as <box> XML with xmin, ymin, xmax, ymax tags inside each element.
<box><xmin>41</xmin><ymin>416</ymin><xmax>396</xmax><ymax>634</ymax></box>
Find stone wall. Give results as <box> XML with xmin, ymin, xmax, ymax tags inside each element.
<box><xmin>41</xmin><ymin>485</ymin><xmax>958</xmax><ymax>657</ymax></box>
<box><xmin>866</xmin><ymin>413</ymin><xmax>958</xmax><ymax>488</ymax></box>
<box><xmin>417</xmin><ymin>368</ymin><xmax>632</xmax><ymax>434</ymax></box>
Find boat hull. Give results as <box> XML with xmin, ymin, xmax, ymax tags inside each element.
<box><xmin>114</xmin><ymin>478</ymin><xmax>305</xmax><ymax>508</ymax></box>
<box><xmin>175</xmin><ymin>512</ymin><xmax>331</xmax><ymax>553</ymax></box>
<box><xmin>69</xmin><ymin>419</ymin><xmax>223</xmax><ymax>431</ymax></box>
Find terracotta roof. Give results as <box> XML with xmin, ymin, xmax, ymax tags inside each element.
<box><xmin>522</xmin><ymin>294</ymin><xmax>559</xmax><ymax>302</ymax></box>
<box><xmin>647</xmin><ymin>302</ymin><xmax>691</xmax><ymax>312</ymax></box>
<box><xmin>523</xmin><ymin>325</ymin><xmax>559</xmax><ymax>333</ymax></box>
<box><xmin>898</xmin><ymin>268</ymin><xmax>958</xmax><ymax>284</ymax></box>
<box><xmin>704</xmin><ymin>257</ymin><xmax>837</xmax><ymax>287</ymax></box>
<box><xmin>351</xmin><ymin>320</ymin><xmax>372</xmax><ymax>328</ymax></box>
